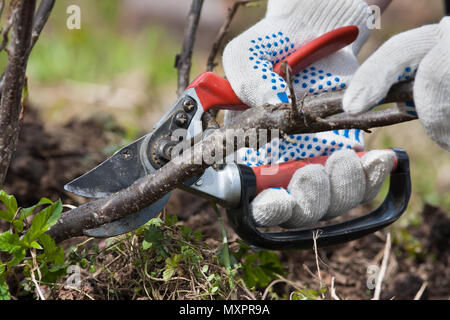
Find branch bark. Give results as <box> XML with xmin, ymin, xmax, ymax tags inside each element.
<box><xmin>0</xmin><ymin>0</ymin><xmax>55</xmax><ymax>96</ymax></box>
<box><xmin>0</xmin><ymin>0</ymin><xmax>36</xmax><ymax>186</ymax></box>
<box><xmin>175</xmin><ymin>0</ymin><xmax>204</xmax><ymax>96</ymax></box>
<box><xmin>48</xmin><ymin>80</ymin><xmax>415</xmax><ymax>243</ymax></box>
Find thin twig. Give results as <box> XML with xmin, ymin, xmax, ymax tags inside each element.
<box><xmin>0</xmin><ymin>0</ymin><xmax>5</xmax><ymax>19</ymax></box>
<box><xmin>282</xmin><ymin>61</ymin><xmax>297</xmax><ymax>116</ymax></box>
<box><xmin>330</xmin><ymin>277</ymin><xmax>340</xmax><ymax>300</ymax></box>
<box><xmin>206</xmin><ymin>0</ymin><xmax>262</xmax><ymax>71</ymax></box>
<box><xmin>30</xmin><ymin>249</ymin><xmax>46</xmax><ymax>300</ymax></box>
<box><xmin>414</xmin><ymin>281</ymin><xmax>428</xmax><ymax>300</ymax></box>
<box><xmin>30</xmin><ymin>0</ymin><xmax>55</xmax><ymax>53</ymax></box>
<box><xmin>0</xmin><ymin>4</ymin><xmax>17</xmax><ymax>52</ymax></box>
<box><xmin>65</xmin><ymin>286</ymin><xmax>95</xmax><ymax>300</ymax></box>
<box><xmin>0</xmin><ymin>0</ymin><xmax>55</xmax><ymax>97</ymax></box>
<box><xmin>312</xmin><ymin>230</ymin><xmax>325</xmax><ymax>298</ymax></box>
<box><xmin>262</xmin><ymin>277</ymin><xmax>302</xmax><ymax>300</ymax></box>
<box><xmin>373</xmin><ymin>232</ymin><xmax>391</xmax><ymax>300</ymax></box>
<box><xmin>210</xmin><ymin>201</ymin><xmax>231</xmax><ymax>270</ymax></box>
<box><xmin>176</xmin><ymin>0</ymin><xmax>204</xmax><ymax>96</ymax></box>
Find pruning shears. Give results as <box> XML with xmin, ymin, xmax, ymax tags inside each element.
<box><xmin>64</xmin><ymin>26</ymin><xmax>411</xmax><ymax>250</ymax></box>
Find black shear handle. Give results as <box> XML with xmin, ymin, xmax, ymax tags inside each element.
<box><xmin>226</xmin><ymin>148</ymin><xmax>411</xmax><ymax>251</ymax></box>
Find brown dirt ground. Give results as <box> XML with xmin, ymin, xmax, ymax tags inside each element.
<box><xmin>3</xmin><ymin>108</ymin><xmax>449</xmax><ymax>300</ymax></box>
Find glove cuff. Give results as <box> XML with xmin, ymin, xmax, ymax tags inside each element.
<box><xmin>266</xmin><ymin>0</ymin><xmax>371</xmax><ymax>54</ymax></box>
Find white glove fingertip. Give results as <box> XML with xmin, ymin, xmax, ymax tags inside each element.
<box><xmin>344</xmin><ymin>24</ymin><xmax>440</xmax><ymax>115</ymax></box>
<box><xmin>323</xmin><ymin>149</ymin><xmax>366</xmax><ymax>220</ymax></box>
<box><xmin>282</xmin><ymin>164</ymin><xmax>330</xmax><ymax>228</ymax></box>
<box><xmin>343</xmin><ymin>83</ymin><xmax>385</xmax><ymax>115</ymax></box>
<box><xmin>250</xmin><ymin>188</ymin><xmax>294</xmax><ymax>227</ymax></box>
<box><xmin>360</xmin><ymin>150</ymin><xmax>396</xmax><ymax>203</ymax></box>
<box><xmin>414</xmin><ymin>34</ymin><xmax>450</xmax><ymax>151</ymax></box>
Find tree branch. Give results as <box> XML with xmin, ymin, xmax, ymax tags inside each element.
<box><xmin>30</xmin><ymin>0</ymin><xmax>55</xmax><ymax>52</ymax></box>
<box><xmin>203</xmin><ymin>0</ymin><xmax>262</xmax><ymax>125</ymax></box>
<box><xmin>0</xmin><ymin>0</ymin><xmax>55</xmax><ymax>97</ymax></box>
<box><xmin>0</xmin><ymin>0</ymin><xmax>36</xmax><ymax>186</ymax></box>
<box><xmin>48</xmin><ymin>80</ymin><xmax>415</xmax><ymax>243</ymax></box>
<box><xmin>175</xmin><ymin>0</ymin><xmax>204</xmax><ymax>96</ymax></box>
<box><xmin>206</xmin><ymin>0</ymin><xmax>262</xmax><ymax>72</ymax></box>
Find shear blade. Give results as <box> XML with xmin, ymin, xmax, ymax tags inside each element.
<box><xmin>83</xmin><ymin>192</ymin><xmax>171</xmax><ymax>238</ymax></box>
<box><xmin>64</xmin><ymin>135</ymin><xmax>152</xmax><ymax>198</ymax></box>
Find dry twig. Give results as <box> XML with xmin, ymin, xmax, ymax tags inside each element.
<box><xmin>206</xmin><ymin>0</ymin><xmax>262</xmax><ymax>71</ymax></box>
<box><xmin>414</xmin><ymin>281</ymin><xmax>428</xmax><ymax>300</ymax></box>
<box><xmin>373</xmin><ymin>232</ymin><xmax>392</xmax><ymax>300</ymax></box>
<box><xmin>175</xmin><ymin>0</ymin><xmax>204</xmax><ymax>96</ymax></box>
<box><xmin>312</xmin><ymin>230</ymin><xmax>325</xmax><ymax>299</ymax></box>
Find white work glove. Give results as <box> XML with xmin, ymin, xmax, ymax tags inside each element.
<box><xmin>222</xmin><ymin>0</ymin><xmax>396</xmax><ymax>228</ymax></box>
<box><xmin>344</xmin><ymin>17</ymin><xmax>450</xmax><ymax>151</ymax></box>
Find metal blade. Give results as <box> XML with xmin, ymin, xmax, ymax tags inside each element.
<box><xmin>83</xmin><ymin>192</ymin><xmax>171</xmax><ymax>237</ymax></box>
<box><xmin>64</xmin><ymin>134</ymin><xmax>154</xmax><ymax>198</ymax></box>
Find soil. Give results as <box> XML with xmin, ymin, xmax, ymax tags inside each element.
<box><xmin>3</xmin><ymin>108</ymin><xmax>449</xmax><ymax>300</ymax></box>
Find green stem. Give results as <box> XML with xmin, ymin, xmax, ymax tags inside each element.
<box><xmin>209</xmin><ymin>201</ymin><xmax>230</xmax><ymax>270</ymax></box>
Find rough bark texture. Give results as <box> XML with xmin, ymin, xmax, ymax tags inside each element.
<box><xmin>0</xmin><ymin>0</ymin><xmax>36</xmax><ymax>186</ymax></box>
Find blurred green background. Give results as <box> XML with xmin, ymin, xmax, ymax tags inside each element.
<box><xmin>11</xmin><ymin>0</ymin><xmax>450</xmax><ymax>228</ymax></box>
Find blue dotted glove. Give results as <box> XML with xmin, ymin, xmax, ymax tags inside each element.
<box><xmin>222</xmin><ymin>0</ymin><xmax>372</xmax><ymax>166</ymax></box>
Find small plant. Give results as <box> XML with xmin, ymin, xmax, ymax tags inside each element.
<box><xmin>232</xmin><ymin>241</ymin><xmax>286</xmax><ymax>289</ymax></box>
<box><xmin>0</xmin><ymin>190</ymin><xmax>67</xmax><ymax>300</ymax></box>
<box><xmin>291</xmin><ymin>287</ymin><xmax>326</xmax><ymax>300</ymax></box>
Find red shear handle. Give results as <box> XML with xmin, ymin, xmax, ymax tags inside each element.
<box><xmin>252</xmin><ymin>151</ymin><xmax>399</xmax><ymax>194</ymax></box>
<box><xmin>273</xmin><ymin>26</ymin><xmax>359</xmax><ymax>78</ymax></box>
<box><xmin>187</xmin><ymin>72</ymin><xmax>248</xmax><ymax>111</ymax></box>
<box><xmin>187</xmin><ymin>25</ymin><xmax>359</xmax><ymax>113</ymax></box>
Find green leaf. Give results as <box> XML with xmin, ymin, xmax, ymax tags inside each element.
<box><xmin>0</xmin><ymin>211</ymin><xmax>13</xmax><ymax>223</ymax></box>
<box><xmin>38</xmin><ymin>233</ymin><xmax>56</xmax><ymax>254</ymax></box>
<box><xmin>147</xmin><ymin>218</ymin><xmax>163</xmax><ymax>227</ymax></box>
<box><xmin>193</xmin><ymin>230</ymin><xmax>202</xmax><ymax>241</ymax></box>
<box><xmin>144</xmin><ymin>225</ymin><xmax>163</xmax><ymax>243</ymax></box>
<box><xmin>18</xmin><ymin>198</ymin><xmax>53</xmax><ymax>222</ymax></box>
<box><xmin>23</xmin><ymin>200</ymin><xmax>62</xmax><ymax>245</ymax></box>
<box><xmin>0</xmin><ymin>232</ymin><xmax>22</xmax><ymax>253</ymax></box>
<box><xmin>210</xmin><ymin>286</ymin><xmax>219</xmax><ymax>294</ymax></box>
<box><xmin>165</xmin><ymin>214</ymin><xmax>178</xmax><ymax>227</ymax></box>
<box><xmin>6</xmin><ymin>249</ymin><xmax>26</xmax><ymax>267</ymax></box>
<box><xmin>0</xmin><ymin>191</ymin><xmax>17</xmax><ymax>222</ymax></box>
<box><xmin>29</xmin><ymin>241</ymin><xmax>43</xmax><ymax>250</ymax></box>
<box><xmin>162</xmin><ymin>268</ymin><xmax>175</xmax><ymax>281</ymax></box>
<box><xmin>38</xmin><ymin>233</ymin><xmax>64</xmax><ymax>264</ymax></box>
<box><xmin>166</xmin><ymin>254</ymin><xmax>182</xmax><ymax>269</ymax></box>
<box><xmin>0</xmin><ymin>263</ymin><xmax>8</xmax><ymax>299</ymax></box>
<box><xmin>142</xmin><ymin>240</ymin><xmax>152</xmax><ymax>251</ymax></box>
<box><xmin>12</xmin><ymin>220</ymin><xmax>23</xmax><ymax>233</ymax></box>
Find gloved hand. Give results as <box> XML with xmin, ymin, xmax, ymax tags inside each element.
<box><xmin>343</xmin><ymin>17</ymin><xmax>450</xmax><ymax>151</ymax></box>
<box><xmin>222</xmin><ymin>0</ymin><xmax>396</xmax><ymax>228</ymax></box>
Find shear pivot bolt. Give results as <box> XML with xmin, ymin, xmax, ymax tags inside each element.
<box><xmin>182</xmin><ymin>99</ymin><xmax>195</xmax><ymax>112</ymax></box>
<box><xmin>175</xmin><ymin>112</ymin><xmax>188</xmax><ymax>126</ymax></box>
